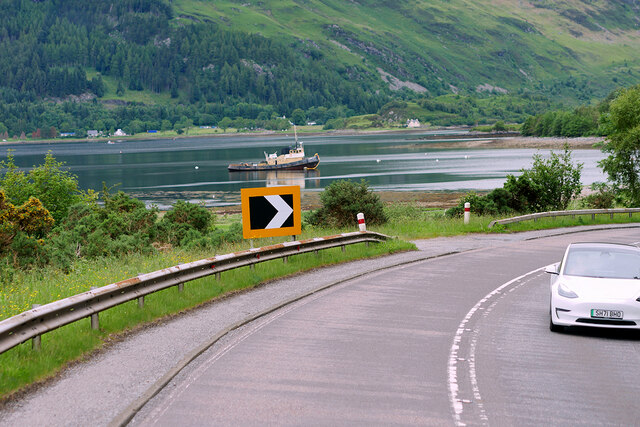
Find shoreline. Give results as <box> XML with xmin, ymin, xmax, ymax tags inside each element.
<box><xmin>0</xmin><ymin>127</ymin><xmax>604</xmax><ymax>150</ymax></box>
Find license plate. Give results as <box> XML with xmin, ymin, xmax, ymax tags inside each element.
<box><xmin>591</xmin><ymin>309</ymin><xmax>624</xmax><ymax>319</ymax></box>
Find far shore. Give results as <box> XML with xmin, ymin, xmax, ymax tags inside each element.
<box><xmin>0</xmin><ymin>127</ymin><xmax>604</xmax><ymax>150</ymax></box>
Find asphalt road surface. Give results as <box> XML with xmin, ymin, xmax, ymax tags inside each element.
<box><xmin>2</xmin><ymin>225</ymin><xmax>640</xmax><ymax>426</ymax></box>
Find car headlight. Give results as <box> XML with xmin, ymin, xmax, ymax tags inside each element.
<box><xmin>558</xmin><ymin>283</ymin><xmax>578</xmax><ymax>299</ymax></box>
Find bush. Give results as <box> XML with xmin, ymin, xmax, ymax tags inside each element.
<box><xmin>307</xmin><ymin>179</ymin><xmax>387</xmax><ymax>228</ymax></box>
<box><xmin>504</xmin><ymin>146</ymin><xmax>583</xmax><ymax>212</ymax></box>
<box><xmin>579</xmin><ymin>182</ymin><xmax>616</xmax><ymax>209</ymax></box>
<box><xmin>162</xmin><ymin>200</ymin><xmax>212</xmax><ymax>233</ymax></box>
<box><xmin>447</xmin><ymin>147</ymin><xmax>583</xmax><ymax>217</ymax></box>
<box><xmin>0</xmin><ymin>152</ymin><xmax>89</xmax><ymax>224</ymax></box>
<box><xmin>446</xmin><ymin>190</ymin><xmax>511</xmax><ymax>217</ymax></box>
<box><xmin>158</xmin><ymin>201</ymin><xmax>213</xmax><ymax>246</ymax></box>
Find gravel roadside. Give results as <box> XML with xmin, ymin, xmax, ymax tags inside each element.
<box><xmin>1</xmin><ymin>223</ymin><xmax>638</xmax><ymax>427</ymax></box>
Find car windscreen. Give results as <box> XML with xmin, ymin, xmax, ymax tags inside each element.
<box><xmin>563</xmin><ymin>247</ymin><xmax>640</xmax><ymax>279</ymax></box>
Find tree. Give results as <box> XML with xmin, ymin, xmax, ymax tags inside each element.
<box><xmin>291</xmin><ymin>108</ymin><xmax>306</xmax><ymax>126</ymax></box>
<box><xmin>599</xmin><ymin>85</ymin><xmax>640</xmax><ymax>205</ymax></box>
<box><xmin>505</xmin><ymin>146</ymin><xmax>583</xmax><ymax>212</ymax></box>
<box><xmin>218</xmin><ymin>117</ymin><xmax>233</xmax><ymax>131</ymax></box>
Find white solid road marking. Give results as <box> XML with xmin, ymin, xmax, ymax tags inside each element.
<box><xmin>447</xmin><ymin>266</ymin><xmax>545</xmax><ymax>426</ymax></box>
<box><xmin>264</xmin><ymin>195</ymin><xmax>294</xmax><ymax>229</ymax></box>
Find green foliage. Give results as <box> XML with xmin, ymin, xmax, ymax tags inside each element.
<box><xmin>1</xmin><ymin>0</ymin><xmax>638</xmax><ymax>138</ymax></box>
<box><xmin>493</xmin><ymin>121</ymin><xmax>506</xmax><ymax>132</ymax></box>
<box><xmin>308</xmin><ymin>179</ymin><xmax>387</xmax><ymax>227</ymax></box>
<box><xmin>448</xmin><ymin>147</ymin><xmax>583</xmax><ymax>216</ymax></box>
<box><xmin>447</xmin><ymin>189</ymin><xmax>514</xmax><ymax>217</ymax></box>
<box><xmin>579</xmin><ymin>182</ymin><xmax>616</xmax><ymax>209</ymax></box>
<box><xmin>159</xmin><ymin>200</ymin><xmax>214</xmax><ymax>247</ymax></box>
<box><xmin>46</xmin><ymin>192</ymin><xmax>158</xmax><ymax>268</ymax></box>
<box><xmin>0</xmin><ymin>190</ymin><xmax>54</xmax><ymax>267</ymax></box>
<box><xmin>508</xmin><ymin>147</ymin><xmax>583</xmax><ymax>212</ymax></box>
<box><xmin>599</xmin><ymin>85</ymin><xmax>640</xmax><ymax>206</ymax></box>
<box><xmin>521</xmin><ymin>105</ymin><xmax>601</xmax><ymax>137</ymax></box>
<box><xmin>0</xmin><ymin>152</ymin><xmax>88</xmax><ymax>224</ymax></box>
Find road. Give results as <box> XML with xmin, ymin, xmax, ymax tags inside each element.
<box><xmin>1</xmin><ymin>225</ymin><xmax>640</xmax><ymax>426</ymax></box>
<box><xmin>129</xmin><ymin>226</ymin><xmax>640</xmax><ymax>426</ymax></box>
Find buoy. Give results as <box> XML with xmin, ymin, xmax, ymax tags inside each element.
<box><xmin>195</xmin><ymin>166</ymin><xmax>199</xmax><ymax>170</ymax></box>
<box><xmin>376</xmin><ymin>159</ymin><xmax>381</xmax><ymax>163</ymax></box>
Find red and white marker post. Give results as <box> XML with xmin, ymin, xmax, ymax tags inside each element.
<box><xmin>357</xmin><ymin>212</ymin><xmax>366</xmax><ymax>231</ymax></box>
<box><xmin>463</xmin><ymin>202</ymin><xmax>470</xmax><ymax>224</ymax></box>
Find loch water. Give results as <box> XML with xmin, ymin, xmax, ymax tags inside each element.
<box><xmin>0</xmin><ymin>131</ymin><xmax>606</xmax><ymax>208</ymax></box>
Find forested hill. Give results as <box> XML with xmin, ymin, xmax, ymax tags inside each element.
<box><xmin>0</xmin><ymin>0</ymin><xmax>639</xmax><ymax>138</ymax></box>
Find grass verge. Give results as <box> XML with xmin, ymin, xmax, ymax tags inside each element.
<box><xmin>2</xmin><ymin>202</ymin><xmax>640</xmax><ymax>399</ymax></box>
<box><xmin>0</xmin><ymin>236</ymin><xmax>411</xmax><ymax>399</ymax></box>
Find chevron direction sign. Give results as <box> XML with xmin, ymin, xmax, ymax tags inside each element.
<box><xmin>241</xmin><ymin>185</ymin><xmax>302</xmax><ymax>239</ymax></box>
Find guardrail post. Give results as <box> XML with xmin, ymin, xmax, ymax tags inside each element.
<box><xmin>463</xmin><ymin>203</ymin><xmax>470</xmax><ymax>224</ymax></box>
<box><xmin>0</xmin><ymin>231</ymin><xmax>391</xmax><ymax>357</ymax></box>
<box><xmin>357</xmin><ymin>212</ymin><xmax>366</xmax><ymax>231</ymax></box>
<box><xmin>32</xmin><ymin>304</ymin><xmax>41</xmax><ymax>350</ymax></box>
<box><xmin>90</xmin><ymin>287</ymin><xmax>99</xmax><ymax>330</ymax></box>
<box><xmin>216</xmin><ymin>272</ymin><xmax>221</xmax><ymax>281</ymax></box>
<box><xmin>592</xmin><ymin>213</ymin><xmax>596</xmax><ymax>221</ymax></box>
<box><xmin>630</xmin><ymin>212</ymin><xmax>633</xmax><ymax>218</ymax></box>
<box><xmin>610</xmin><ymin>212</ymin><xmax>614</xmax><ymax>219</ymax></box>
<box><xmin>283</xmin><ymin>256</ymin><xmax>288</xmax><ymax>264</ymax></box>
<box><xmin>178</xmin><ymin>282</ymin><xmax>184</xmax><ymax>292</ymax></box>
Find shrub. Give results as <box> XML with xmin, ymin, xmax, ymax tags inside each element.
<box><xmin>0</xmin><ymin>190</ymin><xmax>54</xmax><ymax>265</ymax></box>
<box><xmin>308</xmin><ymin>179</ymin><xmax>387</xmax><ymax>227</ymax></box>
<box><xmin>158</xmin><ymin>201</ymin><xmax>213</xmax><ymax>246</ymax></box>
<box><xmin>162</xmin><ymin>200</ymin><xmax>212</xmax><ymax>233</ymax></box>
<box><xmin>504</xmin><ymin>146</ymin><xmax>583</xmax><ymax>212</ymax></box>
<box><xmin>0</xmin><ymin>152</ymin><xmax>88</xmax><ymax>224</ymax></box>
<box><xmin>448</xmin><ymin>148</ymin><xmax>583</xmax><ymax>217</ymax></box>
<box><xmin>579</xmin><ymin>182</ymin><xmax>616</xmax><ymax>209</ymax></box>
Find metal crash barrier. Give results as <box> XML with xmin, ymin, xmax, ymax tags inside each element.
<box><xmin>0</xmin><ymin>231</ymin><xmax>389</xmax><ymax>355</ymax></box>
<box><xmin>488</xmin><ymin>208</ymin><xmax>640</xmax><ymax>228</ymax></box>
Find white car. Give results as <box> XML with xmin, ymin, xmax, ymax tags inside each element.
<box><xmin>546</xmin><ymin>242</ymin><xmax>640</xmax><ymax>332</ymax></box>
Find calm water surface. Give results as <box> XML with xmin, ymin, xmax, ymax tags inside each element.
<box><xmin>0</xmin><ymin>131</ymin><xmax>606</xmax><ymax>208</ymax></box>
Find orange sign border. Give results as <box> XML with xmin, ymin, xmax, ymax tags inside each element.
<box><xmin>241</xmin><ymin>186</ymin><xmax>301</xmax><ymax>239</ymax></box>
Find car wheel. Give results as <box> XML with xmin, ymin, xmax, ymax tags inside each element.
<box><xmin>549</xmin><ymin>317</ymin><xmax>563</xmax><ymax>333</ymax></box>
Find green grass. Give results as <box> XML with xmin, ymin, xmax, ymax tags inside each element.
<box><xmin>3</xmin><ymin>201</ymin><xmax>640</xmax><ymax>398</ymax></box>
<box><xmin>0</xmin><ymin>235</ymin><xmax>412</xmax><ymax>398</ymax></box>
<box><xmin>379</xmin><ymin>202</ymin><xmax>640</xmax><ymax>239</ymax></box>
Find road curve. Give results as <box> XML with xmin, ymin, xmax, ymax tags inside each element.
<box><xmin>129</xmin><ymin>227</ymin><xmax>640</xmax><ymax>426</ymax></box>
<box><xmin>1</xmin><ymin>224</ymin><xmax>639</xmax><ymax>426</ymax></box>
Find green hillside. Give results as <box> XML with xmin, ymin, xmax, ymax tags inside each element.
<box><xmin>172</xmin><ymin>0</ymin><xmax>640</xmax><ymax>98</ymax></box>
<box><xmin>0</xmin><ymin>0</ymin><xmax>638</xmax><ymax>138</ymax></box>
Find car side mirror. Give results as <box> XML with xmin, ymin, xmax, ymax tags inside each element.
<box><xmin>545</xmin><ymin>263</ymin><xmax>560</xmax><ymax>275</ymax></box>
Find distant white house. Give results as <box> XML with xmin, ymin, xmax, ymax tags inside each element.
<box><xmin>114</xmin><ymin>129</ymin><xmax>127</xmax><ymax>136</ymax></box>
<box><xmin>407</xmin><ymin>119</ymin><xmax>421</xmax><ymax>128</ymax></box>
<box><xmin>87</xmin><ymin>130</ymin><xmax>99</xmax><ymax>138</ymax></box>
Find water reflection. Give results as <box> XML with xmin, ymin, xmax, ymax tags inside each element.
<box><xmin>0</xmin><ymin>131</ymin><xmax>606</xmax><ymax>207</ymax></box>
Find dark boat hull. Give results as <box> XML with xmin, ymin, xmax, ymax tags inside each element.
<box><xmin>228</xmin><ymin>155</ymin><xmax>319</xmax><ymax>172</ymax></box>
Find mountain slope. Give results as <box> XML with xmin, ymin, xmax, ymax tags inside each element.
<box><xmin>172</xmin><ymin>0</ymin><xmax>640</xmax><ymax>99</ymax></box>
